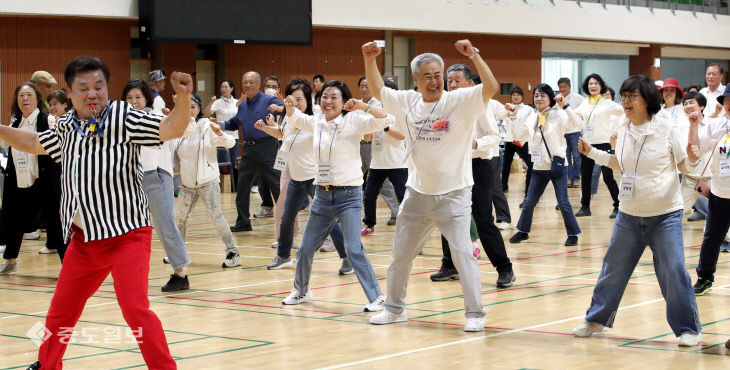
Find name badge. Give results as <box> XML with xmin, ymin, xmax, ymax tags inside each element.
<box><xmin>584</xmin><ymin>124</ymin><xmax>594</xmax><ymax>137</ymax></box>
<box><xmin>618</xmin><ymin>172</ymin><xmax>636</xmax><ymax>200</ymax></box>
<box><xmin>373</xmin><ymin>132</ymin><xmax>384</xmax><ymax>152</ymax></box>
<box><xmin>530</xmin><ymin>146</ymin><xmax>542</xmax><ymax>163</ymax></box>
<box><xmin>273</xmin><ymin>150</ymin><xmax>289</xmax><ymax>171</ymax></box>
<box><xmin>15</xmin><ymin>152</ymin><xmax>29</xmax><ymax>171</ymax></box>
<box><xmin>317</xmin><ymin>161</ymin><xmax>332</xmax><ymax>184</ymax></box>
<box><xmin>719</xmin><ymin>157</ymin><xmax>730</xmax><ymax>177</ymax></box>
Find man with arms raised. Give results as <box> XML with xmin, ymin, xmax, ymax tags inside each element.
<box><xmin>363</xmin><ymin>39</ymin><xmax>499</xmax><ymax>332</ymax></box>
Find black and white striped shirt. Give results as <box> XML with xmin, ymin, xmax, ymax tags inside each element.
<box><xmin>39</xmin><ymin>100</ymin><xmax>162</xmax><ymax>242</ymax></box>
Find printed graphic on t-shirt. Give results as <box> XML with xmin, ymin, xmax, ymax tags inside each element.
<box><xmin>411</xmin><ymin>118</ymin><xmax>449</xmax><ymax>143</ymax></box>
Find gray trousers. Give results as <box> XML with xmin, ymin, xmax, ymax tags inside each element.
<box><xmin>384</xmin><ymin>186</ymin><xmax>486</xmax><ymax>318</ymax></box>
<box><xmin>176</xmin><ymin>182</ymin><xmax>238</xmax><ymax>255</ymax></box>
<box><xmin>143</xmin><ymin>169</ymin><xmax>190</xmax><ymax>270</ymax></box>
<box><xmin>360</xmin><ymin>142</ymin><xmax>399</xmax><ymax>217</ymax></box>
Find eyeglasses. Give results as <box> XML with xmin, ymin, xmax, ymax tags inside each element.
<box><xmin>620</xmin><ymin>93</ymin><xmax>641</xmax><ymax>102</ymax></box>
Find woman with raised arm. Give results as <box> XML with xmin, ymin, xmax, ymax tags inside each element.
<box><xmin>572</xmin><ymin>75</ymin><xmax>701</xmax><ymax>347</ymax></box>
<box><xmin>280</xmin><ymin>80</ymin><xmax>395</xmax><ymax>312</ymax></box>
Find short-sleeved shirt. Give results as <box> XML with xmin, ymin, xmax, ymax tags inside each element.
<box><xmin>223</xmin><ymin>92</ymin><xmax>283</xmax><ymax>141</ymax></box>
<box><xmin>38</xmin><ymin>100</ymin><xmax>162</xmax><ymax>242</ymax></box>
<box><xmin>380</xmin><ymin>85</ymin><xmax>485</xmax><ymax>195</ymax></box>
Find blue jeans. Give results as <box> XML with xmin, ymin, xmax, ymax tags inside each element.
<box><xmin>277</xmin><ymin>178</ymin><xmax>347</xmax><ymax>259</ymax></box>
<box><xmin>142</xmin><ymin>169</ymin><xmax>190</xmax><ymax>270</ymax></box>
<box><xmin>516</xmin><ymin>163</ymin><xmax>581</xmax><ymax>237</ymax></box>
<box><xmin>585</xmin><ymin>210</ymin><xmax>700</xmax><ymax>336</ymax></box>
<box><xmin>294</xmin><ymin>186</ymin><xmax>382</xmax><ymax>302</ymax></box>
<box><xmin>565</xmin><ymin>132</ymin><xmax>582</xmax><ymax>181</ymax></box>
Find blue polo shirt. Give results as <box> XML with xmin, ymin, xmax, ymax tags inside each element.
<box><xmin>223</xmin><ymin>92</ymin><xmax>283</xmax><ymax>141</ymax></box>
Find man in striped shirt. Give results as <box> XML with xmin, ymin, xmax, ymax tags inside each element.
<box><xmin>0</xmin><ymin>57</ymin><xmax>192</xmax><ymax>370</ymax></box>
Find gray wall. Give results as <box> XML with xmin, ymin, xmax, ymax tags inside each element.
<box><xmin>662</xmin><ymin>58</ymin><xmax>728</xmax><ymax>89</ymax></box>
<box><xmin>577</xmin><ymin>58</ymin><xmax>629</xmax><ymax>101</ymax></box>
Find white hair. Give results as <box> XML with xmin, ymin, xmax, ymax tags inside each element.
<box><xmin>410</xmin><ymin>53</ymin><xmax>444</xmax><ymax>77</ymax></box>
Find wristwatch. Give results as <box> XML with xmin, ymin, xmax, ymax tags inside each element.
<box><xmin>563</xmin><ymin>103</ymin><xmax>570</xmax><ymax>109</ymax></box>
<box><xmin>384</xmin><ymin>126</ymin><xmax>390</xmax><ymax>132</ymax></box>
<box><xmin>469</xmin><ymin>47</ymin><xmax>480</xmax><ymax>59</ymax></box>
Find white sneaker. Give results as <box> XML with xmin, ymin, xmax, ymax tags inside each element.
<box><xmin>162</xmin><ymin>256</ymin><xmax>170</xmax><ymax>264</ymax></box>
<box><xmin>364</xmin><ymin>295</ymin><xmax>385</xmax><ymax>312</ymax></box>
<box><xmin>0</xmin><ymin>245</ymin><xmax>5</xmax><ymax>253</ymax></box>
<box><xmin>0</xmin><ymin>261</ymin><xmax>17</xmax><ymax>275</ymax></box>
<box><xmin>282</xmin><ymin>289</ymin><xmax>312</xmax><ymax>305</ymax></box>
<box><xmin>678</xmin><ymin>332</ymin><xmax>702</xmax><ymax>347</ymax></box>
<box><xmin>369</xmin><ymin>309</ymin><xmax>407</xmax><ymax>325</ymax></box>
<box><xmin>320</xmin><ymin>238</ymin><xmax>335</xmax><ymax>252</ymax></box>
<box><xmin>464</xmin><ymin>317</ymin><xmax>485</xmax><ymax>332</ymax></box>
<box><xmin>270</xmin><ymin>241</ymin><xmax>278</xmax><ymax>249</ymax></box>
<box><xmin>251</xmin><ymin>186</ymin><xmax>259</xmax><ymax>193</ymax></box>
<box><xmin>222</xmin><ymin>252</ymin><xmax>242</xmax><ymax>268</ymax></box>
<box><xmin>23</xmin><ymin>231</ymin><xmax>40</xmax><ymax>240</ymax></box>
<box><xmin>497</xmin><ymin>222</ymin><xmax>512</xmax><ymax>230</ymax></box>
<box><xmin>572</xmin><ymin>320</ymin><xmax>607</xmax><ymax>337</ymax></box>
<box><xmin>38</xmin><ymin>247</ymin><xmax>56</xmax><ymax>254</ymax></box>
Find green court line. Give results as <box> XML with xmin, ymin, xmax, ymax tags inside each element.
<box><xmin>618</xmin><ymin>317</ymin><xmax>730</xmax><ymax>355</ymax></box>
<box><xmin>114</xmin><ymin>341</ymin><xmax>274</xmax><ymax>369</ymax></box>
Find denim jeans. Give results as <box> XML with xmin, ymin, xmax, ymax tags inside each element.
<box><xmin>362</xmin><ymin>168</ymin><xmax>407</xmax><ymax>227</ymax></box>
<box><xmin>585</xmin><ymin>210</ymin><xmax>701</xmax><ymax>336</ymax></box>
<box><xmin>142</xmin><ymin>169</ymin><xmax>189</xmax><ymax>270</ymax></box>
<box><xmin>277</xmin><ymin>178</ymin><xmax>347</xmax><ymax>260</ymax></box>
<box><xmin>696</xmin><ymin>193</ymin><xmax>730</xmax><ymax>282</ymax></box>
<box><xmin>516</xmin><ymin>163</ymin><xmax>581</xmax><ymax>237</ymax></box>
<box><xmin>565</xmin><ymin>132</ymin><xmax>582</xmax><ymax>181</ymax></box>
<box><xmin>294</xmin><ymin>186</ymin><xmax>382</xmax><ymax>302</ymax></box>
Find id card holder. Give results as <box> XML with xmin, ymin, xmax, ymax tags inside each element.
<box><xmin>15</xmin><ymin>152</ymin><xmax>29</xmax><ymax>171</ymax></box>
<box><xmin>619</xmin><ymin>172</ymin><xmax>636</xmax><ymax>201</ymax></box>
<box><xmin>373</xmin><ymin>132</ymin><xmax>384</xmax><ymax>152</ymax></box>
<box><xmin>530</xmin><ymin>146</ymin><xmax>542</xmax><ymax>163</ymax></box>
<box><xmin>273</xmin><ymin>150</ymin><xmax>289</xmax><ymax>171</ymax></box>
<box><xmin>584</xmin><ymin>124</ymin><xmax>594</xmax><ymax>137</ymax></box>
<box><xmin>719</xmin><ymin>157</ymin><xmax>730</xmax><ymax>177</ymax></box>
<box><xmin>317</xmin><ymin>161</ymin><xmax>332</xmax><ymax>184</ymax></box>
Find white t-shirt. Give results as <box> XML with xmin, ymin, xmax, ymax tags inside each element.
<box><xmin>279</xmin><ymin>117</ymin><xmax>317</xmax><ymax>181</ymax></box>
<box><xmin>380</xmin><ymin>84</ymin><xmax>486</xmax><ymax>195</ymax></box>
<box><xmin>472</xmin><ymin>110</ymin><xmax>501</xmax><ymax>159</ymax></box>
<box><xmin>571</xmin><ymin>97</ymin><xmax>624</xmax><ymax>144</ymax></box>
<box><xmin>288</xmin><ymin>109</ymin><xmax>394</xmax><ymax>186</ymax></box>
<box><xmin>211</xmin><ymin>96</ymin><xmax>239</xmax><ymax>137</ymax></box>
<box><xmin>698</xmin><ymin>116</ymin><xmax>730</xmax><ymax>198</ymax></box>
<box><xmin>564</xmin><ymin>92</ymin><xmax>587</xmax><ymax>134</ymax></box>
<box><xmin>700</xmin><ymin>85</ymin><xmax>726</xmax><ymax>117</ymax></box>
<box><xmin>152</xmin><ymin>95</ymin><xmax>166</xmax><ymax>115</ymax></box>
<box><xmin>592</xmin><ymin>115</ymin><xmax>687</xmax><ymax>217</ymax></box>
<box><xmin>369</xmin><ymin>125</ymin><xmax>408</xmax><ymax>169</ymax></box>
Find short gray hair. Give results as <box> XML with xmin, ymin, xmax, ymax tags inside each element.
<box><xmin>410</xmin><ymin>53</ymin><xmax>444</xmax><ymax>77</ymax></box>
<box><xmin>244</xmin><ymin>71</ymin><xmax>262</xmax><ymax>83</ymax></box>
<box><xmin>446</xmin><ymin>64</ymin><xmax>472</xmax><ymax>80</ymax></box>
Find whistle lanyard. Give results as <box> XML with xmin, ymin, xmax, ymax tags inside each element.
<box><xmin>620</xmin><ymin>130</ymin><xmax>648</xmax><ymax>173</ymax></box>
<box><xmin>72</xmin><ymin>105</ymin><xmax>109</xmax><ymax>138</ymax></box>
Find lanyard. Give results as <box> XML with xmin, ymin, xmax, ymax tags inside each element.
<box><xmin>317</xmin><ymin>120</ymin><xmax>339</xmax><ymax>163</ymax></box>
<box><xmin>620</xmin><ymin>130</ymin><xmax>648</xmax><ymax>173</ymax></box>
<box><xmin>72</xmin><ymin>104</ymin><xmax>109</xmax><ymax>138</ymax></box>
<box><xmin>404</xmin><ymin>96</ymin><xmax>441</xmax><ymax>147</ymax></box>
<box><xmin>582</xmin><ymin>98</ymin><xmax>601</xmax><ymax>134</ymax></box>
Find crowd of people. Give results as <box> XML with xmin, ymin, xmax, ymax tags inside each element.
<box><xmin>1</xmin><ymin>39</ymin><xmax>729</xmax><ymax>368</ymax></box>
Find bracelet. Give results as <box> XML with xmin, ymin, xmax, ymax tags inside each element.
<box><xmin>468</xmin><ymin>47</ymin><xmax>480</xmax><ymax>60</ymax></box>
<box><xmin>384</xmin><ymin>126</ymin><xmax>390</xmax><ymax>132</ymax></box>
<box><xmin>562</xmin><ymin>103</ymin><xmax>570</xmax><ymax>109</ymax></box>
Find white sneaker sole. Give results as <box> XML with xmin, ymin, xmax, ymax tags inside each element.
<box><xmin>267</xmin><ymin>261</ymin><xmax>293</xmax><ymax>270</ymax></box>
<box><xmin>370</xmin><ymin>313</ymin><xmax>407</xmax><ymax>325</ymax></box>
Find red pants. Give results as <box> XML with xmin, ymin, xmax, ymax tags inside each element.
<box><xmin>38</xmin><ymin>226</ymin><xmax>176</xmax><ymax>369</ymax></box>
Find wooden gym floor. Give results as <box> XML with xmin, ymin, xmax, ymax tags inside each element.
<box><xmin>1</xmin><ymin>172</ymin><xmax>729</xmax><ymax>369</ymax></box>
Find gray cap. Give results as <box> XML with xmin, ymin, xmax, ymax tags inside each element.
<box><xmin>149</xmin><ymin>70</ymin><xmax>166</xmax><ymax>82</ymax></box>
<box><xmin>31</xmin><ymin>71</ymin><xmax>57</xmax><ymax>85</ymax></box>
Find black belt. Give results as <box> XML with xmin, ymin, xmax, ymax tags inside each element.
<box><xmin>241</xmin><ymin>137</ymin><xmax>274</xmax><ymax>145</ymax></box>
<box><xmin>317</xmin><ymin>185</ymin><xmax>351</xmax><ymax>191</ymax></box>
<box><xmin>360</xmin><ymin>140</ymin><xmax>370</xmax><ymax>145</ymax></box>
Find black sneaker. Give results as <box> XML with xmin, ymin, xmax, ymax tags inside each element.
<box><xmin>565</xmin><ymin>236</ymin><xmax>578</xmax><ymax>246</ymax></box>
<box><xmin>509</xmin><ymin>231</ymin><xmax>529</xmax><ymax>244</ymax></box>
<box><xmin>430</xmin><ymin>263</ymin><xmax>459</xmax><ymax>281</ymax></box>
<box><xmin>694</xmin><ymin>277</ymin><xmax>713</xmax><ymax>296</ymax></box>
<box><xmin>496</xmin><ymin>270</ymin><xmax>516</xmax><ymax>288</ymax></box>
<box><xmin>161</xmin><ymin>274</ymin><xmax>190</xmax><ymax>292</ymax></box>
<box><xmin>555</xmin><ymin>205</ymin><xmax>561</xmax><ymax>210</ymax></box>
<box><xmin>230</xmin><ymin>224</ymin><xmax>253</xmax><ymax>232</ymax></box>
<box><xmin>26</xmin><ymin>361</ymin><xmax>41</xmax><ymax>370</ymax></box>
<box><xmin>519</xmin><ymin>200</ymin><xmax>526</xmax><ymax>208</ymax></box>
<box><xmin>575</xmin><ymin>207</ymin><xmax>591</xmax><ymax>217</ymax></box>
<box><xmin>609</xmin><ymin>208</ymin><xmax>618</xmax><ymax>219</ymax></box>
